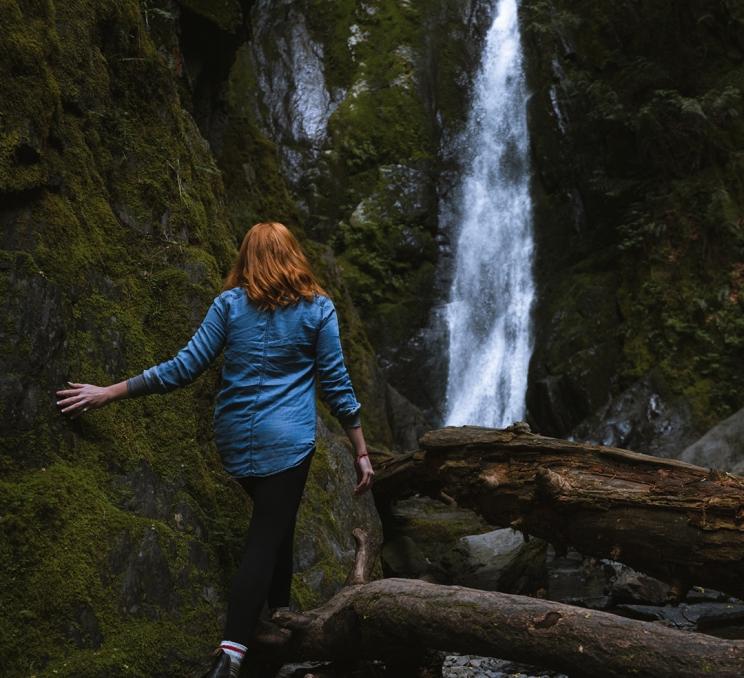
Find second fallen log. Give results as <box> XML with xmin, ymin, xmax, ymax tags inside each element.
<box><xmin>412</xmin><ymin>425</ymin><xmax>744</xmax><ymax>600</ymax></box>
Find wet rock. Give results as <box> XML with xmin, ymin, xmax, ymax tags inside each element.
<box><xmin>685</xmin><ymin>586</ymin><xmax>730</xmax><ymax>604</ymax></box>
<box><xmin>386</xmin><ymin>495</ymin><xmax>493</xmax><ymax>572</ymax></box>
<box><xmin>179</xmin><ymin>0</ymin><xmax>243</xmax><ymax>33</ymax></box>
<box><xmin>545</xmin><ymin>546</ymin><xmax>614</xmax><ymax>609</ymax></box>
<box><xmin>678</xmin><ymin>405</ymin><xmax>744</xmax><ymax>474</ymax></box>
<box><xmin>385</xmin><ymin>383</ymin><xmax>430</xmax><ymax>450</ymax></box>
<box><xmin>571</xmin><ymin>370</ymin><xmax>698</xmax><ymax>456</ymax></box>
<box><xmin>291</xmin><ymin>418</ymin><xmax>384</xmax><ymax>607</ymax></box>
<box><xmin>111</xmin><ymin>460</ymin><xmax>176</xmax><ymax>521</ymax></box>
<box><xmin>526</xmin><ymin>269</ymin><xmax>623</xmax><ymax>439</ymax></box>
<box><xmin>64</xmin><ymin>602</ymin><xmax>103</xmax><ymax>649</ymax></box>
<box><xmin>442</xmin><ymin>528</ymin><xmax>548</xmax><ymax>595</ymax></box>
<box><xmin>244</xmin><ymin>0</ymin><xmax>340</xmax><ymax>188</ymax></box>
<box><xmin>609</xmin><ymin>568</ymin><xmax>671</xmax><ymax>606</ymax></box>
<box><xmin>0</xmin><ymin>254</ymin><xmax>68</xmax><ymax>470</ymax></box>
<box><xmin>616</xmin><ymin>601</ymin><xmax>744</xmax><ymax>635</ymax></box>
<box><xmin>382</xmin><ymin>535</ymin><xmax>432</xmax><ymax>579</ymax></box>
<box><xmin>118</xmin><ymin>526</ymin><xmax>174</xmax><ymax>619</ymax></box>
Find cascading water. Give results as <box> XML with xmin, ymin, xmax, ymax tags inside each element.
<box><xmin>444</xmin><ymin>0</ymin><xmax>535</xmax><ymax>428</ymax></box>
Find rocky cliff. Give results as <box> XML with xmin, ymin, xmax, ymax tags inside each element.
<box><xmin>522</xmin><ymin>0</ymin><xmax>744</xmax><ymax>455</ymax></box>
<box><xmin>2</xmin><ymin>0</ymin><xmax>744</xmax><ymax>675</ymax></box>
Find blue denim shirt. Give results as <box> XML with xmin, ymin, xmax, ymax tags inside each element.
<box><xmin>127</xmin><ymin>288</ymin><xmax>361</xmax><ymax>477</ymax></box>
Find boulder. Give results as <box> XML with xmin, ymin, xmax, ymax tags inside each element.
<box><xmin>678</xmin><ymin>405</ymin><xmax>744</xmax><ymax>474</ymax></box>
<box><xmin>544</xmin><ymin>547</ymin><xmax>614</xmax><ymax>610</ymax></box>
<box><xmin>380</xmin><ymin>494</ymin><xmax>495</xmax><ymax>582</ymax></box>
<box><xmin>442</xmin><ymin>528</ymin><xmax>548</xmax><ymax>595</ymax></box>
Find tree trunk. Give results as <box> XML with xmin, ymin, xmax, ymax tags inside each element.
<box><xmin>250</xmin><ymin>506</ymin><xmax>744</xmax><ymax>678</ymax></box>
<box><xmin>387</xmin><ymin>425</ymin><xmax>744</xmax><ymax>600</ymax></box>
<box><xmin>265</xmin><ymin>579</ymin><xmax>744</xmax><ymax>677</ymax></box>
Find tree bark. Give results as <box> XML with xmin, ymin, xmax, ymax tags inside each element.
<box><xmin>251</xmin><ymin>503</ymin><xmax>744</xmax><ymax>678</ymax></box>
<box><xmin>265</xmin><ymin>578</ymin><xmax>744</xmax><ymax>678</ymax></box>
<box><xmin>397</xmin><ymin>425</ymin><xmax>744</xmax><ymax>600</ymax></box>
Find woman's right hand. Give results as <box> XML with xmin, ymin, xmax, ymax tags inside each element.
<box><xmin>354</xmin><ymin>454</ymin><xmax>375</xmax><ymax>495</ymax></box>
<box><xmin>56</xmin><ymin>381</ymin><xmax>111</xmax><ymax>418</ymax></box>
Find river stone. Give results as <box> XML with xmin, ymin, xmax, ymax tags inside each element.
<box><xmin>381</xmin><ymin>535</ymin><xmax>433</xmax><ymax>579</ymax></box>
<box><xmin>387</xmin><ymin>495</ymin><xmax>494</xmax><ymax>567</ymax></box>
<box><xmin>545</xmin><ymin>546</ymin><xmax>614</xmax><ymax>609</ymax></box>
<box><xmin>677</xmin><ymin>405</ymin><xmax>744</xmax><ymax>474</ymax></box>
<box><xmin>685</xmin><ymin>587</ymin><xmax>730</xmax><ymax>603</ymax></box>
<box><xmin>442</xmin><ymin>528</ymin><xmax>548</xmax><ymax>594</ymax></box>
<box><xmin>609</xmin><ymin>567</ymin><xmax>671</xmax><ymax>605</ymax></box>
<box><xmin>616</xmin><ymin>601</ymin><xmax>744</xmax><ymax>635</ymax></box>
<box><xmin>441</xmin><ymin>653</ymin><xmax>568</xmax><ymax>678</ymax></box>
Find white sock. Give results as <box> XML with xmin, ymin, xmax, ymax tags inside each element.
<box><xmin>219</xmin><ymin>640</ymin><xmax>246</xmax><ymax>677</ymax></box>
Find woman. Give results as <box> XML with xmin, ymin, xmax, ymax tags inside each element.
<box><xmin>56</xmin><ymin>221</ymin><xmax>375</xmax><ymax>678</ymax></box>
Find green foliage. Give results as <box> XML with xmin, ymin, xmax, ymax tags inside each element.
<box><xmin>301</xmin><ymin>0</ymin><xmax>439</xmax><ymax>348</ymax></box>
<box><xmin>525</xmin><ymin>0</ymin><xmax>744</xmax><ymax>427</ymax></box>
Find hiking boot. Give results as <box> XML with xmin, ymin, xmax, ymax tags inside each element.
<box><xmin>199</xmin><ymin>648</ymin><xmax>233</xmax><ymax>678</ymax></box>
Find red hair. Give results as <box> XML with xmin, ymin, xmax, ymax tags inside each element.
<box><xmin>223</xmin><ymin>222</ymin><xmax>328</xmax><ymax>311</ymax></box>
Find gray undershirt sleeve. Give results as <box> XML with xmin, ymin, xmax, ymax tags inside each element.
<box><xmin>338</xmin><ymin>408</ymin><xmax>362</xmax><ymax>429</ymax></box>
<box><xmin>126</xmin><ymin>373</ymin><xmax>151</xmax><ymax>398</ymax></box>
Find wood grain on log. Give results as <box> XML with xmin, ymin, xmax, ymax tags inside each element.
<box><xmin>268</xmin><ymin>578</ymin><xmax>744</xmax><ymax>678</ymax></box>
<box><xmin>413</xmin><ymin>425</ymin><xmax>744</xmax><ymax>599</ymax></box>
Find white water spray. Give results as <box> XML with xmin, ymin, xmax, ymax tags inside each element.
<box><xmin>444</xmin><ymin>0</ymin><xmax>535</xmax><ymax>427</ymax></box>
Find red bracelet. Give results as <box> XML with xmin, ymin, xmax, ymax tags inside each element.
<box><xmin>356</xmin><ymin>451</ymin><xmax>369</xmax><ymax>459</ymax></box>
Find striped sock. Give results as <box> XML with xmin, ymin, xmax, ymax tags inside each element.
<box><xmin>219</xmin><ymin>640</ymin><xmax>246</xmax><ymax>677</ymax></box>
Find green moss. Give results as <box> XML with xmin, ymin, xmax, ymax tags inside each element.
<box><xmin>524</xmin><ymin>0</ymin><xmax>744</xmax><ymax>430</ymax></box>
<box><xmin>1</xmin><ymin>1</ymin><xmax>400</xmax><ymax>673</ymax></box>
<box><xmin>0</xmin><ymin>1</ymin><xmax>252</xmax><ymax>674</ymax></box>
<box><xmin>219</xmin><ymin>43</ymin><xmax>302</xmax><ymax>240</ymax></box>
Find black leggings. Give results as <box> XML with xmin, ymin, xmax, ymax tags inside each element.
<box><xmin>222</xmin><ymin>448</ymin><xmax>315</xmax><ymax>646</ymax></box>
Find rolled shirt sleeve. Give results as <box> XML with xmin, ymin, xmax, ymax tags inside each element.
<box><xmin>315</xmin><ymin>297</ymin><xmax>362</xmax><ymax>427</ymax></box>
<box><xmin>126</xmin><ymin>293</ymin><xmax>228</xmax><ymax>396</ymax></box>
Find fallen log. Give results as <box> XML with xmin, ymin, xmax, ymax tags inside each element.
<box><xmin>410</xmin><ymin>425</ymin><xmax>744</xmax><ymax>600</ymax></box>
<box><xmin>255</xmin><ymin>529</ymin><xmax>744</xmax><ymax>678</ymax></box>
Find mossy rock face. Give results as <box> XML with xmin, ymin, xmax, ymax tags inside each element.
<box><xmin>0</xmin><ymin>2</ymin><xmax>383</xmax><ymax>675</ymax></box>
<box><xmin>381</xmin><ymin>494</ymin><xmax>493</xmax><ymax>581</ymax></box>
<box><xmin>522</xmin><ymin>0</ymin><xmax>744</xmax><ymax>444</ymax></box>
<box><xmin>215</xmin><ymin>0</ymin><xmax>495</xmax><ymax>416</ymax></box>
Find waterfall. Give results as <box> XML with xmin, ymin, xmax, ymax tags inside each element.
<box><xmin>444</xmin><ymin>0</ymin><xmax>535</xmax><ymax>428</ymax></box>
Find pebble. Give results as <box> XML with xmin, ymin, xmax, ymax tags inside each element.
<box><xmin>441</xmin><ymin>654</ymin><xmax>568</xmax><ymax>678</ymax></box>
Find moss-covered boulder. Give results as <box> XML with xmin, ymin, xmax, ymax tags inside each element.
<box><xmin>0</xmin><ymin>2</ymin><xmax>381</xmax><ymax>675</ymax></box>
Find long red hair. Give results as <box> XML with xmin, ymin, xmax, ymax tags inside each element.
<box><xmin>223</xmin><ymin>221</ymin><xmax>328</xmax><ymax>311</ymax></box>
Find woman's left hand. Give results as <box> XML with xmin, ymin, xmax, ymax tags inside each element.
<box><xmin>56</xmin><ymin>381</ymin><xmax>111</xmax><ymax>418</ymax></box>
<box><xmin>353</xmin><ymin>455</ymin><xmax>375</xmax><ymax>495</ymax></box>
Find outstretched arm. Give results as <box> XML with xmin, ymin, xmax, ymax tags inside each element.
<box><xmin>56</xmin><ymin>294</ymin><xmax>228</xmax><ymax>418</ymax></box>
<box><xmin>56</xmin><ymin>379</ymin><xmax>128</xmax><ymax>418</ymax></box>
